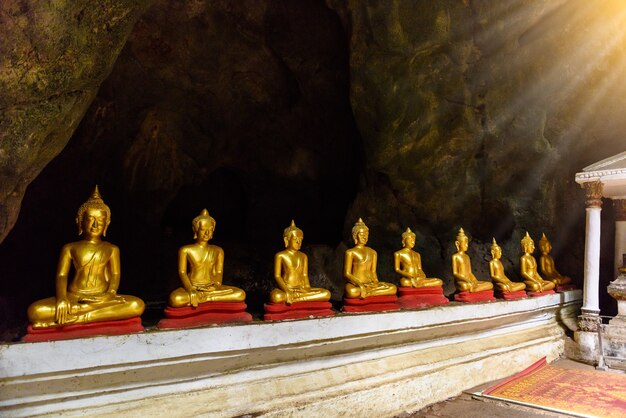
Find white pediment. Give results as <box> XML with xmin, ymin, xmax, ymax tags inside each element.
<box><xmin>575</xmin><ymin>151</ymin><xmax>626</xmax><ymax>198</ymax></box>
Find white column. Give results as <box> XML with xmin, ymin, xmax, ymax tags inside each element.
<box><xmin>583</xmin><ymin>206</ymin><xmax>601</xmax><ymax>313</ymax></box>
<box><xmin>579</xmin><ymin>181</ymin><xmax>603</xmax><ymax>331</ymax></box>
<box><xmin>614</xmin><ymin>199</ymin><xmax>626</xmax><ymax>276</ymax></box>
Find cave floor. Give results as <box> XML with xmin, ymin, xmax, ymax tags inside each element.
<box><xmin>410</xmin><ymin>358</ymin><xmax>611</xmax><ymax>418</ymax></box>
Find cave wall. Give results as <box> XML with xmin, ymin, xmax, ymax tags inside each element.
<box><xmin>328</xmin><ymin>0</ymin><xmax>626</xmax><ymax>298</ymax></box>
<box><xmin>0</xmin><ymin>0</ymin><xmax>153</xmax><ymax>243</ymax></box>
<box><xmin>0</xmin><ymin>0</ymin><xmax>361</xmax><ymax>336</ymax></box>
<box><xmin>2</xmin><ymin>0</ymin><xmax>626</xmax><ymax>338</ymax></box>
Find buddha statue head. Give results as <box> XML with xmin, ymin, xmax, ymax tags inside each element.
<box><xmin>521</xmin><ymin>232</ymin><xmax>535</xmax><ymax>254</ymax></box>
<box><xmin>455</xmin><ymin>228</ymin><xmax>469</xmax><ymax>252</ymax></box>
<box><xmin>283</xmin><ymin>220</ymin><xmax>304</xmax><ymax>250</ymax></box>
<box><xmin>491</xmin><ymin>238</ymin><xmax>502</xmax><ymax>260</ymax></box>
<box><xmin>401</xmin><ymin>227</ymin><xmax>416</xmax><ymax>249</ymax></box>
<box><xmin>192</xmin><ymin>209</ymin><xmax>216</xmax><ymax>241</ymax></box>
<box><xmin>538</xmin><ymin>233</ymin><xmax>552</xmax><ymax>254</ymax></box>
<box><xmin>76</xmin><ymin>186</ymin><xmax>111</xmax><ymax>237</ymax></box>
<box><xmin>351</xmin><ymin>218</ymin><xmax>369</xmax><ymax>245</ymax></box>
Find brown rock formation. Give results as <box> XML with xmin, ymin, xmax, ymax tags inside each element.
<box><xmin>0</xmin><ymin>0</ymin><xmax>153</xmax><ymax>243</ymax></box>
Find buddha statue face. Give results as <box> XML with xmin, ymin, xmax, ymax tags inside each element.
<box><xmin>191</xmin><ymin>209</ymin><xmax>216</xmax><ymax>242</ymax></box>
<box><xmin>194</xmin><ymin>219</ymin><xmax>215</xmax><ymax>243</ymax></box>
<box><xmin>81</xmin><ymin>208</ymin><xmax>108</xmax><ymax>240</ymax></box>
<box><xmin>283</xmin><ymin>220</ymin><xmax>304</xmax><ymax>250</ymax></box>
<box><xmin>491</xmin><ymin>244</ymin><xmax>502</xmax><ymax>260</ymax></box>
<box><xmin>76</xmin><ymin>186</ymin><xmax>111</xmax><ymax>237</ymax></box>
<box><xmin>351</xmin><ymin>218</ymin><xmax>369</xmax><ymax>245</ymax></box>
<box><xmin>538</xmin><ymin>235</ymin><xmax>551</xmax><ymax>254</ymax></box>
<box><xmin>521</xmin><ymin>233</ymin><xmax>535</xmax><ymax>254</ymax></box>
<box><xmin>285</xmin><ymin>230</ymin><xmax>303</xmax><ymax>251</ymax></box>
<box><xmin>455</xmin><ymin>236</ymin><xmax>468</xmax><ymax>252</ymax></box>
<box><xmin>353</xmin><ymin>227</ymin><xmax>369</xmax><ymax>245</ymax></box>
<box><xmin>402</xmin><ymin>230</ymin><xmax>416</xmax><ymax>249</ymax></box>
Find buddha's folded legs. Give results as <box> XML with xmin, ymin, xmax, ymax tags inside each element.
<box><xmin>169</xmin><ymin>285</ymin><xmax>246</xmax><ymax>307</ymax></box>
<box><xmin>271</xmin><ymin>287</ymin><xmax>331</xmax><ymax>304</ymax></box>
<box><xmin>345</xmin><ymin>282</ymin><xmax>396</xmax><ymax>298</ymax></box>
<box><xmin>27</xmin><ymin>294</ymin><xmax>144</xmax><ymax>328</ymax></box>
<box><xmin>494</xmin><ymin>281</ymin><xmax>525</xmax><ymax>292</ymax></box>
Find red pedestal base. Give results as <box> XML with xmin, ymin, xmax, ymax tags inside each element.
<box><xmin>527</xmin><ymin>290</ymin><xmax>556</xmax><ymax>297</ymax></box>
<box><xmin>556</xmin><ymin>284</ymin><xmax>577</xmax><ymax>292</ymax></box>
<box><xmin>263</xmin><ymin>301</ymin><xmax>335</xmax><ymax>321</ymax></box>
<box><xmin>342</xmin><ymin>295</ymin><xmax>400</xmax><ymax>313</ymax></box>
<box><xmin>495</xmin><ymin>290</ymin><xmax>528</xmax><ymax>300</ymax></box>
<box><xmin>23</xmin><ymin>317</ymin><xmax>143</xmax><ymax>342</ymax></box>
<box><xmin>397</xmin><ymin>286</ymin><xmax>449</xmax><ymax>308</ymax></box>
<box><xmin>454</xmin><ymin>290</ymin><xmax>496</xmax><ymax>303</ymax></box>
<box><xmin>157</xmin><ymin>302</ymin><xmax>252</xmax><ymax>329</ymax></box>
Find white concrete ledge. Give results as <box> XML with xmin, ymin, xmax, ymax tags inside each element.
<box><xmin>0</xmin><ymin>290</ymin><xmax>581</xmax><ymax>417</ymax></box>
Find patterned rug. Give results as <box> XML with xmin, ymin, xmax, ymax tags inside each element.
<box><xmin>479</xmin><ymin>358</ymin><xmax>626</xmax><ymax>418</ymax></box>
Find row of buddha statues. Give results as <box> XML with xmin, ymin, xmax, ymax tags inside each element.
<box><xmin>23</xmin><ymin>187</ymin><xmax>574</xmax><ymax>341</ymax></box>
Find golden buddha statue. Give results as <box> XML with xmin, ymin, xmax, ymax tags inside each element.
<box><xmin>168</xmin><ymin>209</ymin><xmax>246</xmax><ymax>307</ymax></box>
<box><xmin>394</xmin><ymin>228</ymin><xmax>443</xmax><ymax>288</ymax></box>
<box><xmin>270</xmin><ymin>221</ymin><xmax>331</xmax><ymax>304</ymax></box>
<box><xmin>27</xmin><ymin>186</ymin><xmax>145</xmax><ymax>329</ymax></box>
<box><xmin>538</xmin><ymin>233</ymin><xmax>572</xmax><ymax>286</ymax></box>
<box><xmin>451</xmin><ymin>228</ymin><xmax>493</xmax><ymax>292</ymax></box>
<box><xmin>489</xmin><ymin>238</ymin><xmax>526</xmax><ymax>292</ymax></box>
<box><xmin>344</xmin><ymin>218</ymin><xmax>397</xmax><ymax>299</ymax></box>
<box><xmin>520</xmin><ymin>232</ymin><xmax>556</xmax><ymax>292</ymax></box>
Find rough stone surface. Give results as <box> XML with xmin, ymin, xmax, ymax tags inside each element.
<box><xmin>0</xmin><ymin>0</ymin><xmax>153</xmax><ymax>243</ymax></box>
<box><xmin>0</xmin><ymin>0</ymin><xmax>360</xmax><ymax>336</ymax></box>
<box><xmin>328</xmin><ymin>0</ymin><xmax>626</xmax><ymax>295</ymax></box>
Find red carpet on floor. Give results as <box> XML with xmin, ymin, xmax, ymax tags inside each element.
<box><xmin>481</xmin><ymin>358</ymin><xmax>626</xmax><ymax>418</ymax></box>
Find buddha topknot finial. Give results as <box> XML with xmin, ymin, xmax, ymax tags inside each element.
<box><xmin>491</xmin><ymin>237</ymin><xmax>499</xmax><ymax>250</ymax></box>
<box><xmin>539</xmin><ymin>232</ymin><xmax>549</xmax><ymax>247</ymax></box>
<box><xmin>521</xmin><ymin>231</ymin><xmax>534</xmax><ymax>250</ymax></box>
<box><xmin>283</xmin><ymin>220</ymin><xmax>302</xmax><ymax>238</ymax></box>
<box><xmin>456</xmin><ymin>227</ymin><xmax>467</xmax><ymax>241</ymax></box>
<box><xmin>402</xmin><ymin>227</ymin><xmax>415</xmax><ymax>242</ymax></box>
<box><xmin>191</xmin><ymin>209</ymin><xmax>216</xmax><ymax>239</ymax></box>
<box><xmin>351</xmin><ymin>217</ymin><xmax>369</xmax><ymax>240</ymax></box>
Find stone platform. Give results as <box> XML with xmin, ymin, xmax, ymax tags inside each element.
<box><xmin>0</xmin><ymin>290</ymin><xmax>581</xmax><ymax>418</ymax></box>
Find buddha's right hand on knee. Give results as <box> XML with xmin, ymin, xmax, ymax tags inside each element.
<box><xmin>55</xmin><ymin>298</ymin><xmax>70</xmax><ymax>324</ymax></box>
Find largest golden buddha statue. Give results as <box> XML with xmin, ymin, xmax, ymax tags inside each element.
<box><xmin>343</xmin><ymin>218</ymin><xmax>396</xmax><ymax>299</ymax></box>
<box><xmin>27</xmin><ymin>187</ymin><xmax>145</xmax><ymax>329</ymax></box>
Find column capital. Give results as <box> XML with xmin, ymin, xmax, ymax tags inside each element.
<box><xmin>583</xmin><ymin>181</ymin><xmax>603</xmax><ymax>208</ymax></box>
<box><xmin>614</xmin><ymin>199</ymin><xmax>626</xmax><ymax>221</ymax></box>
<box><xmin>578</xmin><ymin>311</ymin><xmax>600</xmax><ymax>332</ymax></box>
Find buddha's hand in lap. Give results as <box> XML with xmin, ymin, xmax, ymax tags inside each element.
<box><xmin>78</xmin><ymin>291</ymin><xmax>117</xmax><ymax>304</ymax></box>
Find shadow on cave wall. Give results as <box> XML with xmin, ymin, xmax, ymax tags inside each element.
<box><xmin>0</xmin><ymin>0</ymin><xmax>362</xmax><ymax>337</ymax></box>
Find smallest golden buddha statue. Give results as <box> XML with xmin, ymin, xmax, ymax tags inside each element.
<box><xmin>520</xmin><ymin>232</ymin><xmax>556</xmax><ymax>295</ymax></box>
<box><xmin>451</xmin><ymin>228</ymin><xmax>495</xmax><ymax>302</ymax></box>
<box><xmin>158</xmin><ymin>209</ymin><xmax>251</xmax><ymax>328</ymax></box>
<box><xmin>538</xmin><ymin>233</ymin><xmax>573</xmax><ymax>288</ymax></box>
<box><xmin>394</xmin><ymin>228</ymin><xmax>442</xmax><ymax>288</ymax></box>
<box><xmin>264</xmin><ymin>221</ymin><xmax>333</xmax><ymax>320</ymax></box>
<box><xmin>489</xmin><ymin>238</ymin><xmax>526</xmax><ymax>299</ymax></box>
<box><xmin>342</xmin><ymin>218</ymin><xmax>398</xmax><ymax>312</ymax></box>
